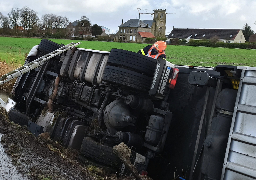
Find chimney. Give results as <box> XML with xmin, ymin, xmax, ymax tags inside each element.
<box><xmin>122</xmin><ymin>19</ymin><xmax>123</xmax><ymax>24</ymax></box>
<box><xmin>173</xmin><ymin>26</ymin><xmax>174</xmax><ymax>30</ymax></box>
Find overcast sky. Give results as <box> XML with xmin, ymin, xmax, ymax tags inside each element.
<box><xmin>0</xmin><ymin>0</ymin><xmax>256</xmax><ymax>34</ymax></box>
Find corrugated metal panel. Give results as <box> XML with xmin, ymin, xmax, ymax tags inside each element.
<box><xmin>222</xmin><ymin>70</ymin><xmax>256</xmax><ymax>179</ymax></box>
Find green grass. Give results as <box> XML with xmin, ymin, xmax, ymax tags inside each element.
<box><xmin>0</xmin><ymin>37</ymin><xmax>41</xmax><ymax>65</ymax></box>
<box><xmin>0</xmin><ymin>36</ymin><xmax>256</xmax><ymax>67</ymax></box>
<box><xmin>167</xmin><ymin>46</ymin><xmax>256</xmax><ymax>67</ymax></box>
<box><xmin>0</xmin><ymin>37</ymin><xmax>150</xmax><ymax>65</ymax></box>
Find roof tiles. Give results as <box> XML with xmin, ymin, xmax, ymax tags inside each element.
<box><xmin>119</xmin><ymin>19</ymin><xmax>153</xmax><ymax>28</ymax></box>
<box><xmin>138</xmin><ymin>32</ymin><xmax>155</xmax><ymax>38</ymax></box>
<box><xmin>169</xmin><ymin>28</ymin><xmax>241</xmax><ymax>40</ymax></box>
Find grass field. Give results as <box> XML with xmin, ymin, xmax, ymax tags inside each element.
<box><xmin>0</xmin><ymin>36</ymin><xmax>256</xmax><ymax>67</ymax></box>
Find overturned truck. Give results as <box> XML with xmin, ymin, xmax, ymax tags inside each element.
<box><xmin>1</xmin><ymin>39</ymin><xmax>256</xmax><ymax>180</ymax></box>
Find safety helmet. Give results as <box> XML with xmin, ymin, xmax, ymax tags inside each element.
<box><xmin>153</xmin><ymin>41</ymin><xmax>167</xmax><ymax>53</ymax></box>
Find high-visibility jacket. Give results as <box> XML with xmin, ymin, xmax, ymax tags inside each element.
<box><xmin>138</xmin><ymin>45</ymin><xmax>166</xmax><ymax>59</ymax></box>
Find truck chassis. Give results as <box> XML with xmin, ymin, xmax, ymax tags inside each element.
<box><xmin>1</xmin><ymin>39</ymin><xmax>256</xmax><ymax>180</ymax></box>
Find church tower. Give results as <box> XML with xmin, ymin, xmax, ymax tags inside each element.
<box><xmin>151</xmin><ymin>9</ymin><xmax>166</xmax><ymax>38</ymax></box>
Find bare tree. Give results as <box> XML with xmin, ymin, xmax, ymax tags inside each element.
<box><xmin>75</xmin><ymin>16</ymin><xmax>91</xmax><ymax>37</ymax></box>
<box><xmin>8</xmin><ymin>8</ymin><xmax>21</xmax><ymax>32</ymax></box>
<box><xmin>41</xmin><ymin>14</ymin><xmax>56</xmax><ymax>36</ymax></box>
<box><xmin>0</xmin><ymin>12</ymin><xmax>3</xmax><ymax>28</ymax></box>
<box><xmin>41</xmin><ymin>13</ymin><xmax>69</xmax><ymax>38</ymax></box>
<box><xmin>0</xmin><ymin>12</ymin><xmax>10</xmax><ymax>35</ymax></box>
<box><xmin>42</xmin><ymin>14</ymin><xmax>55</xmax><ymax>29</ymax></box>
<box><xmin>42</xmin><ymin>14</ymin><xmax>69</xmax><ymax>29</ymax></box>
<box><xmin>20</xmin><ymin>7</ymin><xmax>39</xmax><ymax>30</ymax></box>
<box><xmin>2</xmin><ymin>16</ymin><xmax>9</xmax><ymax>29</ymax></box>
<box><xmin>52</xmin><ymin>16</ymin><xmax>69</xmax><ymax>28</ymax></box>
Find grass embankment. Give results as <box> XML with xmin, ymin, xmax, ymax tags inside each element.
<box><xmin>0</xmin><ymin>36</ymin><xmax>256</xmax><ymax>67</ymax></box>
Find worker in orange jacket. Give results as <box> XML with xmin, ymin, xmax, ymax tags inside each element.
<box><xmin>138</xmin><ymin>41</ymin><xmax>167</xmax><ymax>59</ymax></box>
<box><xmin>138</xmin><ymin>41</ymin><xmax>178</xmax><ymax>89</ymax></box>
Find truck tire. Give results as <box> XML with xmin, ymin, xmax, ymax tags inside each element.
<box><xmin>13</xmin><ymin>39</ymin><xmax>62</xmax><ymax>98</ymax></box>
<box><xmin>107</xmin><ymin>49</ymin><xmax>156</xmax><ymax>77</ymax></box>
<box><xmin>38</xmin><ymin>39</ymin><xmax>63</xmax><ymax>55</ymax></box>
<box><xmin>80</xmin><ymin>137</ymin><xmax>121</xmax><ymax>168</ymax></box>
<box><xmin>102</xmin><ymin>66</ymin><xmax>152</xmax><ymax>91</ymax></box>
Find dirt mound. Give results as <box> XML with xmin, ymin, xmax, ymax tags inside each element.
<box><xmin>0</xmin><ymin>109</ymin><xmax>119</xmax><ymax>180</ymax></box>
<box><xmin>0</xmin><ymin>61</ymin><xmax>18</xmax><ymax>93</ymax></box>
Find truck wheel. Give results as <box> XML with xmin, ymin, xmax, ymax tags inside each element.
<box><xmin>80</xmin><ymin>137</ymin><xmax>121</xmax><ymax>168</ymax></box>
<box><xmin>38</xmin><ymin>39</ymin><xmax>63</xmax><ymax>55</ymax></box>
<box><xmin>102</xmin><ymin>66</ymin><xmax>152</xmax><ymax>91</ymax></box>
<box><xmin>107</xmin><ymin>49</ymin><xmax>156</xmax><ymax>77</ymax></box>
<box><xmin>13</xmin><ymin>39</ymin><xmax>61</xmax><ymax>89</ymax></box>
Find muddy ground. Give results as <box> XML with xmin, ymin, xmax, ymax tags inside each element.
<box><xmin>0</xmin><ymin>62</ymin><xmax>151</xmax><ymax>180</ymax></box>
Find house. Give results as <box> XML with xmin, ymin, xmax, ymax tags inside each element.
<box><xmin>168</xmin><ymin>28</ymin><xmax>246</xmax><ymax>43</ymax></box>
<box><xmin>67</xmin><ymin>21</ymin><xmax>92</xmax><ymax>38</ymax></box>
<box><xmin>14</xmin><ymin>26</ymin><xmax>24</xmax><ymax>32</ymax></box>
<box><xmin>249</xmin><ymin>34</ymin><xmax>256</xmax><ymax>43</ymax></box>
<box><xmin>116</xmin><ymin>19</ymin><xmax>154</xmax><ymax>42</ymax></box>
<box><xmin>137</xmin><ymin>32</ymin><xmax>155</xmax><ymax>42</ymax></box>
<box><xmin>115</xmin><ymin>9</ymin><xmax>166</xmax><ymax>42</ymax></box>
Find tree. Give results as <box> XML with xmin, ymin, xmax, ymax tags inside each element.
<box><xmin>0</xmin><ymin>12</ymin><xmax>10</xmax><ymax>35</ymax></box>
<box><xmin>91</xmin><ymin>24</ymin><xmax>102</xmax><ymax>36</ymax></box>
<box><xmin>242</xmin><ymin>23</ymin><xmax>255</xmax><ymax>42</ymax></box>
<box><xmin>51</xmin><ymin>15</ymin><xmax>69</xmax><ymax>29</ymax></box>
<box><xmin>42</xmin><ymin>14</ymin><xmax>68</xmax><ymax>29</ymax></box>
<box><xmin>41</xmin><ymin>14</ymin><xmax>69</xmax><ymax>38</ymax></box>
<box><xmin>0</xmin><ymin>12</ymin><xmax>4</xmax><ymax>28</ymax></box>
<box><xmin>8</xmin><ymin>8</ymin><xmax>21</xmax><ymax>32</ymax></box>
<box><xmin>79</xmin><ymin>16</ymin><xmax>91</xmax><ymax>27</ymax></box>
<box><xmin>2</xmin><ymin>16</ymin><xmax>10</xmax><ymax>29</ymax></box>
<box><xmin>42</xmin><ymin>14</ymin><xmax>55</xmax><ymax>29</ymax></box>
<box><xmin>20</xmin><ymin>7</ymin><xmax>39</xmax><ymax>36</ymax></box>
<box><xmin>42</xmin><ymin>14</ymin><xmax>69</xmax><ymax>29</ymax></box>
<box><xmin>75</xmin><ymin>16</ymin><xmax>91</xmax><ymax>37</ymax></box>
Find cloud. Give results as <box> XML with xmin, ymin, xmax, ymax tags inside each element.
<box><xmin>37</xmin><ymin>0</ymin><xmax>150</xmax><ymax>14</ymax></box>
<box><xmin>218</xmin><ymin>0</ymin><xmax>241</xmax><ymax>15</ymax></box>
<box><xmin>1</xmin><ymin>0</ymin><xmax>256</xmax><ymax>34</ymax></box>
<box><xmin>239</xmin><ymin>15</ymin><xmax>247</xmax><ymax>21</ymax></box>
<box><xmin>170</xmin><ymin>0</ymin><xmax>242</xmax><ymax>15</ymax></box>
<box><xmin>0</xmin><ymin>2</ymin><xmax>14</xmax><ymax>14</ymax></box>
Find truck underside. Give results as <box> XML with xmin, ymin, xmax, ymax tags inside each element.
<box><xmin>1</xmin><ymin>39</ymin><xmax>256</xmax><ymax>180</ymax></box>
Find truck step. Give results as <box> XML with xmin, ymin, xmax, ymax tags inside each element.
<box><xmin>243</xmin><ymin>77</ymin><xmax>256</xmax><ymax>84</ymax></box>
<box><xmin>225</xmin><ymin>162</ymin><xmax>256</xmax><ymax>179</ymax></box>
